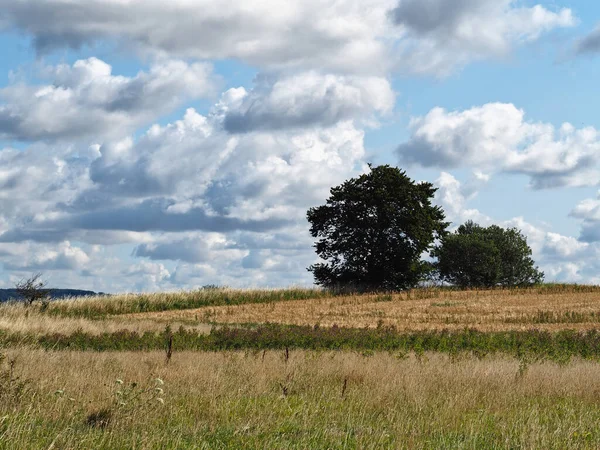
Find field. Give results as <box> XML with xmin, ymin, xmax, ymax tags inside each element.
<box><xmin>2</xmin><ymin>286</ymin><xmax>600</xmax><ymax>448</ymax></box>
<box><xmin>130</xmin><ymin>287</ymin><xmax>600</xmax><ymax>332</ymax></box>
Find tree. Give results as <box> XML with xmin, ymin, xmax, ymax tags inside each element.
<box><xmin>15</xmin><ymin>273</ymin><xmax>51</xmax><ymax>307</ymax></box>
<box><xmin>307</xmin><ymin>165</ymin><xmax>448</xmax><ymax>291</ymax></box>
<box><xmin>433</xmin><ymin>221</ymin><xmax>544</xmax><ymax>288</ymax></box>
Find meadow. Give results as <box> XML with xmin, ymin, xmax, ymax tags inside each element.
<box><xmin>2</xmin><ymin>285</ymin><xmax>600</xmax><ymax>448</ymax></box>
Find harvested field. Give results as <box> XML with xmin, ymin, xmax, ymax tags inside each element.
<box><xmin>0</xmin><ymin>302</ymin><xmax>212</xmax><ymax>336</ymax></box>
<box><xmin>130</xmin><ymin>289</ymin><xmax>600</xmax><ymax>332</ymax></box>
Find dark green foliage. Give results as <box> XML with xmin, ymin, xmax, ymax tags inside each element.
<box><xmin>307</xmin><ymin>165</ymin><xmax>448</xmax><ymax>291</ymax></box>
<box><xmin>433</xmin><ymin>221</ymin><xmax>544</xmax><ymax>288</ymax></box>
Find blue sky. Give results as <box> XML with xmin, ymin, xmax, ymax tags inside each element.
<box><xmin>1</xmin><ymin>0</ymin><xmax>600</xmax><ymax>291</ymax></box>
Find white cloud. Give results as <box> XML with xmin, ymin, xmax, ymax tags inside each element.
<box><xmin>389</xmin><ymin>0</ymin><xmax>574</xmax><ymax>75</ymax></box>
<box><xmin>0</xmin><ymin>0</ymin><xmax>396</xmax><ymax>75</ymax></box>
<box><xmin>222</xmin><ymin>72</ymin><xmax>394</xmax><ymax>132</ymax></box>
<box><xmin>571</xmin><ymin>194</ymin><xmax>600</xmax><ymax>222</ymax></box>
<box><xmin>0</xmin><ymin>71</ymin><xmax>374</xmax><ymax>290</ymax></box>
<box><xmin>542</xmin><ymin>233</ymin><xmax>590</xmax><ymax>260</ymax></box>
<box><xmin>570</xmin><ymin>193</ymin><xmax>600</xmax><ymax>243</ymax></box>
<box><xmin>0</xmin><ymin>0</ymin><xmax>575</xmax><ymax>76</ymax></box>
<box><xmin>434</xmin><ymin>172</ymin><xmax>490</xmax><ymax>225</ymax></box>
<box><xmin>398</xmin><ymin>103</ymin><xmax>600</xmax><ymax>189</ymax></box>
<box><xmin>0</xmin><ymin>58</ymin><xmax>217</xmax><ymax>141</ymax></box>
<box><xmin>1</xmin><ymin>241</ymin><xmax>90</xmax><ymax>271</ymax></box>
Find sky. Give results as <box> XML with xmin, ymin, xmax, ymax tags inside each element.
<box><xmin>1</xmin><ymin>0</ymin><xmax>600</xmax><ymax>292</ymax></box>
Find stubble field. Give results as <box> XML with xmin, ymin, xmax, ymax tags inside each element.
<box><xmin>129</xmin><ymin>287</ymin><xmax>600</xmax><ymax>332</ymax></box>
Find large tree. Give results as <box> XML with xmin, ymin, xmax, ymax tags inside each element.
<box><xmin>307</xmin><ymin>165</ymin><xmax>448</xmax><ymax>291</ymax></box>
<box><xmin>433</xmin><ymin>221</ymin><xmax>544</xmax><ymax>288</ymax></box>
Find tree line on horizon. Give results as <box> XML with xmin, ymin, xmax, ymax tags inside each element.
<box><xmin>307</xmin><ymin>164</ymin><xmax>544</xmax><ymax>292</ymax></box>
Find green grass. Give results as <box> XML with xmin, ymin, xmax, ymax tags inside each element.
<box><xmin>2</xmin><ymin>324</ymin><xmax>600</xmax><ymax>363</ymax></box>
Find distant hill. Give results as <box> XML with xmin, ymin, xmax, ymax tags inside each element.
<box><xmin>0</xmin><ymin>289</ymin><xmax>102</xmax><ymax>302</ymax></box>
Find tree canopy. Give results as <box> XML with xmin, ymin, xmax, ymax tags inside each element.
<box><xmin>307</xmin><ymin>165</ymin><xmax>448</xmax><ymax>291</ymax></box>
<box><xmin>433</xmin><ymin>221</ymin><xmax>544</xmax><ymax>288</ymax></box>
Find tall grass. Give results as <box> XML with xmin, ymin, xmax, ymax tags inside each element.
<box><xmin>3</xmin><ymin>348</ymin><xmax>600</xmax><ymax>448</ymax></box>
<box><xmin>44</xmin><ymin>287</ymin><xmax>330</xmax><ymax>319</ymax></box>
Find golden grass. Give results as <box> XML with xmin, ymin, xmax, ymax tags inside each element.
<box><xmin>44</xmin><ymin>287</ymin><xmax>325</xmax><ymax>317</ymax></box>
<box><xmin>133</xmin><ymin>289</ymin><xmax>600</xmax><ymax>332</ymax></box>
<box><xmin>3</xmin><ymin>286</ymin><xmax>600</xmax><ymax>337</ymax></box>
<box><xmin>0</xmin><ymin>288</ymin><xmax>323</xmax><ymax>336</ymax></box>
<box><xmin>3</xmin><ymin>348</ymin><xmax>600</xmax><ymax>448</ymax></box>
<box><xmin>0</xmin><ymin>302</ymin><xmax>212</xmax><ymax>336</ymax></box>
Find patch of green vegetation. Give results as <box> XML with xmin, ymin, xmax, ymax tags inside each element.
<box><xmin>5</xmin><ymin>325</ymin><xmax>600</xmax><ymax>363</ymax></box>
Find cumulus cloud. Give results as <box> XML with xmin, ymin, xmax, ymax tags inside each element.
<box><xmin>0</xmin><ymin>68</ymin><xmax>373</xmax><ymax>244</ymax></box>
<box><xmin>541</xmin><ymin>233</ymin><xmax>590</xmax><ymax>260</ymax></box>
<box><xmin>570</xmin><ymin>193</ymin><xmax>600</xmax><ymax>243</ymax></box>
<box><xmin>0</xmin><ymin>0</ymin><xmax>574</xmax><ymax>76</ymax></box>
<box><xmin>0</xmin><ymin>0</ymin><xmax>583</xmax><ymax>290</ymax></box>
<box><xmin>389</xmin><ymin>0</ymin><xmax>574</xmax><ymax>75</ymax></box>
<box><xmin>1</xmin><ymin>241</ymin><xmax>90</xmax><ymax>271</ymax></box>
<box><xmin>0</xmin><ymin>71</ymin><xmax>374</xmax><ymax>290</ymax></box>
<box><xmin>76</xmin><ymin>89</ymin><xmax>368</xmax><ymax>221</ymax></box>
<box><xmin>0</xmin><ymin>143</ymin><xmax>92</xmax><ymax>222</ymax></box>
<box><xmin>0</xmin><ymin>0</ymin><xmax>395</xmax><ymax>75</ymax></box>
<box><xmin>134</xmin><ymin>235</ymin><xmax>222</xmax><ymax>264</ymax></box>
<box><xmin>397</xmin><ymin>103</ymin><xmax>600</xmax><ymax>189</ymax></box>
<box><xmin>0</xmin><ymin>58</ymin><xmax>216</xmax><ymax>141</ymax></box>
<box><xmin>434</xmin><ymin>172</ymin><xmax>491</xmax><ymax>226</ymax></box>
<box><xmin>222</xmin><ymin>72</ymin><xmax>394</xmax><ymax>132</ymax></box>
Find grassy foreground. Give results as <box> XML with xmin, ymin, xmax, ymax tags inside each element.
<box><xmin>3</xmin><ymin>349</ymin><xmax>600</xmax><ymax>449</ymax></box>
<box><xmin>2</xmin><ymin>285</ymin><xmax>600</xmax><ymax>448</ymax></box>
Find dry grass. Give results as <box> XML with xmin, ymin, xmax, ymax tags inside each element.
<box><xmin>0</xmin><ymin>288</ymin><xmax>324</xmax><ymax>336</ymax></box>
<box><xmin>133</xmin><ymin>289</ymin><xmax>600</xmax><ymax>332</ymax></box>
<box><xmin>3</xmin><ymin>348</ymin><xmax>600</xmax><ymax>448</ymax></box>
<box><xmin>4</xmin><ymin>287</ymin><xmax>600</xmax><ymax>337</ymax></box>
<box><xmin>3</xmin><ymin>287</ymin><xmax>600</xmax><ymax>447</ymax></box>
<box><xmin>44</xmin><ymin>287</ymin><xmax>326</xmax><ymax>318</ymax></box>
<box><xmin>0</xmin><ymin>302</ymin><xmax>212</xmax><ymax>336</ymax></box>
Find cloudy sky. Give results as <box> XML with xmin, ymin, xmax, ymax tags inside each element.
<box><xmin>0</xmin><ymin>0</ymin><xmax>600</xmax><ymax>291</ymax></box>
